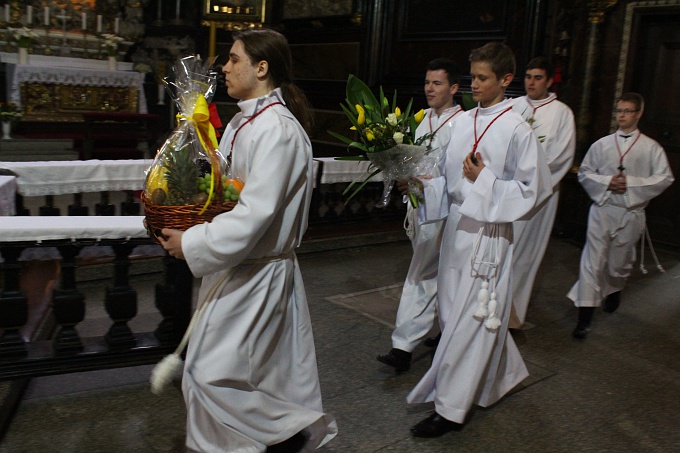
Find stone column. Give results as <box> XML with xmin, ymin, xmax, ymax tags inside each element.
<box><xmin>576</xmin><ymin>1</ymin><xmax>618</xmax><ymax>153</ymax></box>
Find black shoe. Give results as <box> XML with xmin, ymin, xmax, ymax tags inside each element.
<box><xmin>267</xmin><ymin>431</ymin><xmax>306</xmax><ymax>453</ymax></box>
<box><xmin>410</xmin><ymin>412</ymin><xmax>461</xmax><ymax>438</ymax></box>
<box><xmin>377</xmin><ymin>348</ymin><xmax>411</xmax><ymax>372</ymax></box>
<box><xmin>603</xmin><ymin>291</ymin><xmax>621</xmax><ymax>313</ymax></box>
<box><xmin>572</xmin><ymin>307</ymin><xmax>595</xmax><ymax>339</ymax></box>
<box><xmin>423</xmin><ymin>332</ymin><xmax>441</xmax><ymax>348</ymax></box>
<box><xmin>572</xmin><ymin>322</ymin><xmax>590</xmax><ymax>339</ymax></box>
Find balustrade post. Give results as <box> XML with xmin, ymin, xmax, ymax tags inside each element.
<box><xmin>0</xmin><ymin>246</ymin><xmax>28</xmax><ymax>358</ymax></box>
<box><xmin>121</xmin><ymin>190</ymin><xmax>140</xmax><ymax>215</ymax></box>
<box><xmin>104</xmin><ymin>243</ymin><xmax>138</xmax><ymax>349</ymax></box>
<box><xmin>95</xmin><ymin>191</ymin><xmax>115</xmax><ymax>216</ymax></box>
<box><xmin>15</xmin><ymin>193</ymin><xmax>30</xmax><ymax>216</ymax></box>
<box><xmin>154</xmin><ymin>255</ymin><xmax>192</xmax><ymax>343</ymax></box>
<box><xmin>68</xmin><ymin>193</ymin><xmax>89</xmax><ymax>216</ymax></box>
<box><xmin>39</xmin><ymin>195</ymin><xmax>60</xmax><ymax>216</ymax></box>
<box><xmin>52</xmin><ymin>245</ymin><xmax>85</xmax><ymax>354</ymax></box>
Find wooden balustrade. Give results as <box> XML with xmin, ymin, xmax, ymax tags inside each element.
<box><xmin>0</xmin><ymin>237</ymin><xmax>192</xmax><ymax>381</ymax></box>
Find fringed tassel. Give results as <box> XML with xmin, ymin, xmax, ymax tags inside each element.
<box><xmin>149</xmin><ymin>270</ymin><xmax>230</xmax><ymax>395</ymax></box>
<box><xmin>484</xmin><ymin>291</ymin><xmax>501</xmax><ymax>331</ymax></box>
<box><xmin>150</xmin><ymin>353</ymin><xmax>183</xmax><ymax>395</ymax></box>
<box><xmin>474</xmin><ymin>281</ymin><xmax>490</xmax><ymax>319</ymax></box>
<box><xmin>470</xmin><ymin>225</ymin><xmax>502</xmax><ymax>332</ymax></box>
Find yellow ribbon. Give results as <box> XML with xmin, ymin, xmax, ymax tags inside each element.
<box><xmin>176</xmin><ymin>95</ymin><xmax>220</xmax><ymax>215</ymax></box>
<box><xmin>176</xmin><ymin>95</ymin><xmax>219</xmax><ymax>151</ymax></box>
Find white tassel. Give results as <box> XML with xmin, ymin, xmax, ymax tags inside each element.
<box><xmin>639</xmin><ymin>223</ymin><xmax>664</xmax><ymax>274</ymax></box>
<box><xmin>149</xmin><ymin>270</ymin><xmax>230</xmax><ymax>395</ymax></box>
<box><xmin>150</xmin><ymin>353</ymin><xmax>183</xmax><ymax>395</ymax></box>
<box><xmin>474</xmin><ymin>281</ymin><xmax>490</xmax><ymax>319</ymax></box>
<box><xmin>404</xmin><ymin>204</ymin><xmax>416</xmax><ymax>240</ymax></box>
<box><xmin>484</xmin><ymin>291</ymin><xmax>501</xmax><ymax>331</ymax></box>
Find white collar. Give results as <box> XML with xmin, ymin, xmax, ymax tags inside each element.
<box><xmin>237</xmin><ymin>88</ymin><xmax>286</xmax><ymax>118</ymax></box>
<box><xmin>477</xmin><ymin>97</ymin><xmax>514</xmax><ymax>115</ymax></box>
<box><xmin>524</xmin><ymin>92</ymin><xmax>557</xmax><ymax>107</ymax></box>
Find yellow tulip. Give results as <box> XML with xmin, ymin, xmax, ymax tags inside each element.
<box><xmin>395</xmin><ymin>107</ymin><xmax>401</xmax><ymax>117</ymax></box>
<box><xmin>355</xmin><ymin>104</ymin><xmax>365</xmax><ymax>125</ymax></box>
<box><xmin>350</xmin><ymin>126</ymin><xmax>357</xmax><ymax>130</ymax></box>
<box><xmin>414</xmin><ymin>109</ymin><xmax>425</xmax><ymax>124</ymax></box>
<box><xmin>366</xmin><ymin>129</ymin><xmax>375</xmax><ymax>141</ymax></box>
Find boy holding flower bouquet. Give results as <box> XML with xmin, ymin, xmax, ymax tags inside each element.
<box><xmin>377</xmin><ymin>58</ymin><xmax>463</xmax><ymax>372</ymax></box>
<box><xmin>406</xmin><ymin>42</ymin><xmax>552</xmax><ymax>437</ymax></box>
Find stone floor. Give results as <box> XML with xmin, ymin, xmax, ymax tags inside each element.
<box><xmin>1</xmin><ymin>233</ymin><xmax>680</xmax><ymax>452</ymax></box>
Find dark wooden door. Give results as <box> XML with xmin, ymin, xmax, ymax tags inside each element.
<box><xmin>629</xmin><ymin>8</ymin><xmax>680</xmax><ymax>248</ymax></box>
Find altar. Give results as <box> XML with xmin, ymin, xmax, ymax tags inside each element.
<box><xmin>2</xmin><ymin>53</ymin><xmax>147</xmax><ymax>121</ymax></box>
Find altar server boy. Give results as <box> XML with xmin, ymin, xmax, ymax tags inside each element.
<box><xmin>510</xmin><ymin>56</ymin><xmax>576</xmax><ymax>329</ymax></box>
<box><xmin>567</xmin><ymin>92</ymin><xmax>673</xmax><ymax>339</ymax></box>
<box><xmin>406</xmin><ymin>41</ymin><xmax>552</xmax><ymax>437</ymax></box>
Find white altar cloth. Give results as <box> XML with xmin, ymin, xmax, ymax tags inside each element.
<box><xmin>0</xmin><ymin>159</ymin><xmax>153</xmax><ymax>197</ymax></box>
<box><xmin>0</xmin><ymin>175</ymin><xmax>16</xmax><ymax>216</ymax></box>
<box><xmin>313</xmin><ymin>157</ymin><xmax>384</xmax><ymax>184</ymax></box>
<box><xmin>10</xmin><ymin>64</ymin><xmax>148</xmax><ymax>114</ymax></box>
<box><xmin>0</xmin><ymin>52</ymin><xmax>134</xmax><ymax>70</ymax></box>
<box><xmin>0</xmin><ymin>216</ymin><xmax>148</xmax><ymax>243</ymax></box>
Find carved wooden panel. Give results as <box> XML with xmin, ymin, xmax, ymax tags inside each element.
<box><xmin>19</xmin><ymin>83</ymin><xmax>139</xmax><ymax>121</ymax></box>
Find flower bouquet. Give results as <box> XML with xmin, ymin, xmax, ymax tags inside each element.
<box><xmin>101</xmin><ymin>33</ymin><xmax>124</xmax><ymax>57</ymax></box>
<box><xmin>142</xmin><ymin>55</ymin><xmax>241</xmax><ymax>242</ymax></box>
<box><xmin>8</xmin><ymin>27</ymin><xmax>38</xmax><ymax>49</ymax></box>
<box><xmin>328</xmin><ymin>75</ymin><xmax>435</xmax><ymax>207</ymax></box>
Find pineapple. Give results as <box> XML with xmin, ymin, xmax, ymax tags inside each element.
<box><xmin>163</xmin><ymin>143</ymin><xmax>199</xmax><ymax>205</ymax></box>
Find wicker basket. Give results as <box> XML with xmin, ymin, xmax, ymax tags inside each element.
<box><xmin>142</xmin><ymin>192</ymin><xmax>236</xmax><ymax>242</ymax></box>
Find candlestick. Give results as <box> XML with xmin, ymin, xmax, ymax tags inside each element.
<box><xmin>5</xmin><ymin>5</ymin><xmax>10</xmax><ymax>24</ymax></box>
<box><xmin>82</xmin><ymin>12</ymin><xmax>86</xmax><ymax>31</ymax></box>
<box><xmin>27</xmin><ymin>5</ymin><xmax>32</xmax><ymax>24</ymax></box>
<box><xmin>96</xmin><ymin>14</ymin><xmax>102</xmax><ymax>33</ymax></box>
<box><xmin>44</xmin><ymin>6</ymin><xmax>49</xmax><ymax>26</ymax></box>
<box><xmin>157</xmin><ymin>0</ymin><xmax>162</xmax><ymax>20</ymax></box>
<box><xmin>114</xmin><ymin>17</ymin><xmax>119</xmax><ymax>35</ymax></box>
<box><xmin>175</xmin><ymin>0</ymin><xmax>180</xmax><ymax>19</ymax></box>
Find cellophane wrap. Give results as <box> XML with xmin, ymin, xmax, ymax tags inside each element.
<box><xmin>144</xmin><ymin>55</ymin><xmax>233</xmax><ymax>208</ymax></box>
<box><xmin>366</xmin><ymin>144</ymin><xmax>441</xmax><ymax>207</ymax></box>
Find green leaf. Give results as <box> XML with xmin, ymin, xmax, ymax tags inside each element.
<box><xmin>462</xmin><ymin>92</ymin><xmax>476</xmax><ymax>111</ymax></box>
<box><xmin>334</xmin><ymin>155</ymin><xmax>368</xmax><ymax>161</ymax></box>
<box><xmin>347</xmin><ymin>75</ymin><xmax>380</xmax><ymax>113</ymax></box>
<box><xmin>327</xmin><ymin>130</ymin><xmax>356</xmax><ymax>146</ymax></box>
<box><xmin>348</xmin><ymin>141</ymin><xmax>369</xmax><ymax>152</ymax></box>
<box><xmin>342</xmin><ymin>168</ymin><xmax>382</xmax><ymax>204</ymax></box>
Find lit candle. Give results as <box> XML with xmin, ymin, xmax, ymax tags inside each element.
<box><xmin>114</xmin><ymin>17</ymin><xmax>119</xmax><ymax>34</ymax></box>
<box><xmin>96</xmin><ymin>14</ymin><xmax>102</xmax><ymax>33</ymax></box>
<box><xmin>4</xmin><ymin>5</ymin><xmax>10</xmax><ymax>23</ymax></box>
<box><xmin>27</xmin><ymin>5</ymin><xmax>32</xmax><ymax>24</ymax></box>
<box><xmin>81</xmin><ymin>12</ymin><xmax>86</xmax><ymax>31</ymax></box>
<box><xmin>44</xmin><ymin>6</ymin><xmax>49</xmax><ymax>26</ymax></box>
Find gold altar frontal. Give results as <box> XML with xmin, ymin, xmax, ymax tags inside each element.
<box><xmin>20</xmin><ymin>83</ymin><xmax>139</xmax><ymax>122</ymax></box>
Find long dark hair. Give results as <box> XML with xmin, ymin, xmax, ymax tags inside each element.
<box><xmin>232</xmin><ymin>28</ymin><xmax>314</xmax><ymax>133</ymax></box>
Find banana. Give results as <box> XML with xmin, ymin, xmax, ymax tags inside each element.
<box><xmin>147</xmin><ymin>165</ymin><xmax>168</xmax><ymax>192</ymax></box>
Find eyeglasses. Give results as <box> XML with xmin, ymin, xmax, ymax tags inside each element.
<box><xmin>615</xmin><ymin>109</ymin><xmax>639</xmax><ymax>115</ymax></box>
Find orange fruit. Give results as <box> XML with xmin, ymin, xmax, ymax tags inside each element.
<box><xmin>227</xmin><ymin>178</ymin><xmax>244</xmax><ymax>193</ymax></box>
